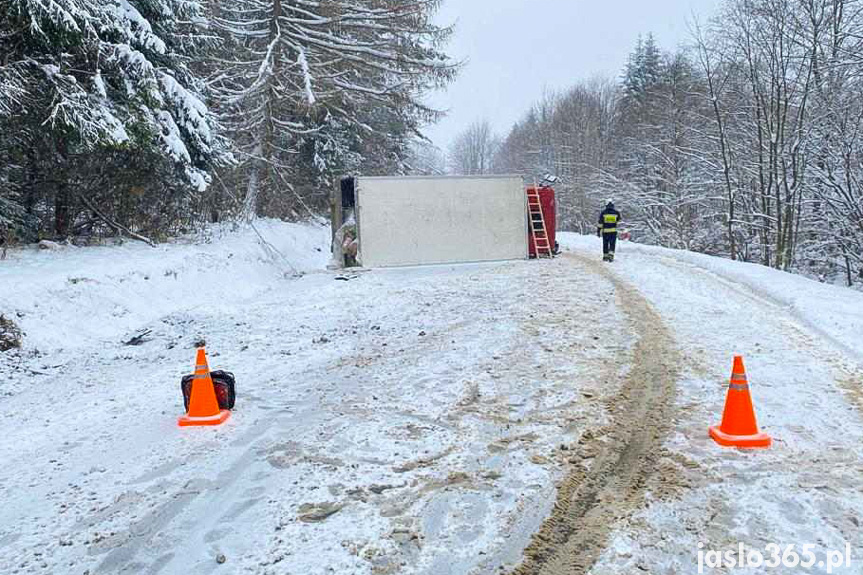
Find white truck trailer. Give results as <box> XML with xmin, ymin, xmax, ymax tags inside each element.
<box><xmin>332</xmin><ymin>175</ymin><xmax>530</xmax><ymax>268</ymax></box>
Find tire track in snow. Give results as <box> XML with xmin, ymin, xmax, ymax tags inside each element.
<box><xmin>509</xmin><ymin>253</ymin><xmax>681</xmax><ymax>575</ymax></box>
<box><xmin>93</xmin><ymin>418</ymin><xmax>276</xmax><ymax>574</ymax></box>
<box><xmin>563</xmin><ymin>240</ymin><xmax>863</xmax><ymax>574</ymax></box>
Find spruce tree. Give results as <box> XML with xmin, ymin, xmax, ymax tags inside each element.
<box><xmin>209</xmin><ymin>0</ymin><xmax>457</xmax><ymax>219</ymax></box>
<box><xmin>0</xmin><ymin>0</ymin><xmax>226</xmax><ymax>238</ymax></box>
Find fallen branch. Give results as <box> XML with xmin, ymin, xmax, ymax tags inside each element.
<box><xmin>124</xmin><ymin>329</ymin><xmax>153</xmax><ymax>346</ymax></box>
<box><xmin>77</xmin><ymin>193</ymin><xmax>156</xmax><ymax>247</ymax></box>
<box><xmin>212</xmin><ymin>171</ymin><xmax>301</xmax><ymax>277</ymax></box>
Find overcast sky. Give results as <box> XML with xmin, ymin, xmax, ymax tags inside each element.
<box><xmin>424</xmin><ymin>0</ymin><xmax>723</xmax><ymax>150</ymax></box>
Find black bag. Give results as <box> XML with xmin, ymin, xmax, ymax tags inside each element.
<box><xmin>181</xmin><ymin>370</ymin><xmax>236</xmax><ymax>411</ymax></box>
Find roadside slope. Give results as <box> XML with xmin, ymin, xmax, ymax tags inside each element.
<box><xmin>562</xmin><ymin>234</ymin><xmax>863</xmax><ymax>365</ymax></box>
<box><xmin>0</xmin><ymin>220</ymin><xmax>330</xmax><ymax>352</ymax></box>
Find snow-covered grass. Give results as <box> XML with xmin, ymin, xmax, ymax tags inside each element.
<box><xmin>0</xmin><ymin>220</ymin><xmax>331</xmax><ymax>351</ymax></box>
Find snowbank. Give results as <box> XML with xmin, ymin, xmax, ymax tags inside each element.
<box><xmin>559</xmin><ymin>233</ymin><xmax>863</xmax><ymax>365</ymax></box>
<box><xmin>0</xmin><ymin>220</ymin><xmax>331</xmax><ymax>351</ymax></box>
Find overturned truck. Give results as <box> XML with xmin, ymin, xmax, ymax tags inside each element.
<box><xmin>330</xmin><ymin>175</ymin><xmax>556</xmax><ymax>268</ymax></box>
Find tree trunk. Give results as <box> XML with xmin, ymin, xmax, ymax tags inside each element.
<box><xmin>54</xmin><ymin>186</ymin><xmax>70</xmax><ymax>237</ymax></box>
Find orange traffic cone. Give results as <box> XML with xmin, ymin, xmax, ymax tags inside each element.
<box><xmin>178</xmin><ymin>348</ymin><xmax>231</xmax><ymax>427</ymax></box>
<box><xmin>709</xmin><ymin>356</ymin><xmax>771</xmax><ymax>448</ymax></box>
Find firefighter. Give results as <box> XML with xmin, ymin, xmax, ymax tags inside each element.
<box><xmin>596</xmin><ymin>199</ymin><xmax>621</xmax><ymax>262</ymax></box>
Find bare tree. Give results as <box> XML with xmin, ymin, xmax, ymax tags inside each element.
<box><xmin>449</xmin><ymin>119</ymin><xmax>500</xmax><ymax>175</ymax></box>
<box><xmin>694</xmin><ymin>17</ymin><xmax>743</xmax><ymax>259</ymax></box>
<box><xmin>802</xmin><ymin>0</ymin><xmax>863</xmax><ymax>285</ymax></box>
<box><xmin>491</xmin><ymin>0</ymin><xmax>863</xmax><ymax>287</ymax></box>
<box><xmin>407</xmin><ymin>141</ymin><xmax>448</xmax><ymax>176</ymax></box>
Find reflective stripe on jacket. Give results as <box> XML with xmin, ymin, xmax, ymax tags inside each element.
<box><xmin>597</xmin><ymin>207</ymin><xmax>621</xmax><ymax>234</ymax></box>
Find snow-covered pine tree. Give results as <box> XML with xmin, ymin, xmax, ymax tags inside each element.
<box><xmin>0</xmin><ymin>60</ymin><xmax>30</xmax><ymax>241</ymax></box>
<box><xmin>621</xmin><ymin>34</ymin><xmax>662</xmax><ymax>107</ymax></box>
<box><xmin>618</xmin><ymin>51</ymin><xmax>714</xmax><ymax>251</ymax></box>
<box><xmin>0</xmin><ymin>0</ymin><xmax>226</xmax><ymax>238</ymax></box>
<box><xmin>614</xmin><ymin>36</ymin><xmax>673</xmax><ymax>242</ymax></box>
<box><xmin>209</xmin><ymin>0</ymin><xmax>456</xmax><ymax>220</ymax></box>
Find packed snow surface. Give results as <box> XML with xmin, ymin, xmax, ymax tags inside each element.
<box><xmin>1</xmin><ymin>227</ymin><xmax>862</xmax><ymax>575</ymax></box>
<box><xmin>1</xmin><ymin>223</ymin><xmax>624</xmax><ymax>574</ymax></box>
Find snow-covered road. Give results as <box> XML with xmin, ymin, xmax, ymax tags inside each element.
<box><xmin>1</xmin><ymin>226</ymin><xmax>632</xmax><ymax>575</ymax></box>
<box><xmin>2</xmin><ymin>226</ymin><xmax>863</xmax><ymax>575</ymax></box>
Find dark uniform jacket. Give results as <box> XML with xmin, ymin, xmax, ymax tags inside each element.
<box><xmin>597</xmin><ymin>206</ymin><xmax>622</xmax><ymax>234</ymax></box>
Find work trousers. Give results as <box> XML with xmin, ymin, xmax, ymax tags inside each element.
<box><xmin>602</xmin><ymin>232</ymin><xmax>617</xmax><ymax>255</ymax></box>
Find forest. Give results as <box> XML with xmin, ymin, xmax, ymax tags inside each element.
<box><xmin>0</xmin><ymin>0</ymin><xmax>455</xmax><ymax>243</ymax></box>
<box><xmin>1</xmin><ymin>0</ymin><xmax>861</xmax><ymax>287</ymax></box>
<box><xmin>453</xmin><ymin>0</ymin><xmax>863</xmax><ymax>287</ymax></box>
